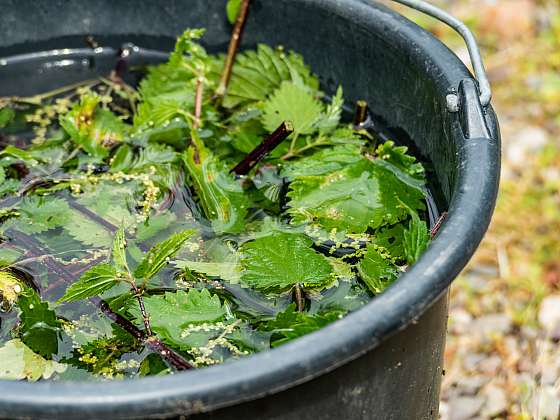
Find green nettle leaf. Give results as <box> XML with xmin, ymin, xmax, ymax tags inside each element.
<box><xmin>59</xmin><ymin>95</ymin><xmax>120</xmax><ymax>158</ymax></box>
<box><xmin>184</xmin><ymin>132</ymin><xmax>248</xmax><ymax>234</ymax></box>
<box><xmin>175</xmin><ymin>260</ymin><xmax>242</xmax><ymax>284</ymax></box>
<box><xmin>111</xmin><ymin>226</ymin><xmax>129</xmax><ymax>273</ymax></box>
<box><xmin>262</xmin><ymin>81</ymin><xmax>323</xmax><ymax>136</ymax></box>
<box><xmin>218</xmin><ymin>44</ymin><xmax>320</xmax><ymax>109</ymax></box>
<box><xmin>317</xmin><ymin>86</ymin><xmax>344</xmax><ymax>134</ymax></box>
<box><xmin>59</xmin><ymin>264</ymin><xmax>119</xmax><ymax>303</ymax></box>
<box><xmin>135</xmin><ymin>212</ymin><xmax>177</xmax><ymax>242</ymax></box>
<box><xmin>403</xmin><ymin>209</ymin><xmax>430</xmax><ymax>265</ymax></box>
<box><xmin>286</xmin><ymin>155</ymin><xmax>426</xmax><ymax>234</ymax></box>
<box><xmin>226</xmin><ymin>0</ymin><xmax>242</xmax><ymax>24</ymax></box>
<box><xmin>133</xmin><ymin>289</ymin><xmax>227</xmax><ymax>347</ymax></box>
<box><xmin>0</xmin><ymin>339</ymin><xmax>67</xmax><ymax>381</ymax></box>
<box><xmin>133</xmin><ymin>230</ymin><xmax>194</xmax><ymax>280</ymax></box>
<box><xmin>375</xmin><ymin>141</ymin><xmax>425</xmax><ymax>179</ymax></box>
<box><xmin>263</xmin><ymin>304</ymin><xmax>344</xmax><ymax>347</ymax></box>
<box><xmin>64</xmin><ymin>210</ymin><xmax>113</xmax><ymax>248</ymax></box>
<box><xmin>0</xmin><ymin>107</ymin><xmax>15</xmax><ymax>128</ymax></box>
<box><xmin>0</xmin><ymin>145</ymin><xmax>39</xmax><ymax>165</ymax></box>
<box><xmin>18</xmin><ymin>290</ymin><xmax>60</xmax><ymax>358</ymax></box>
<box><xmin>16</xmin><ymin>196</ymin><xmax>72</xmax><ymax>234</ymax></box>
<box><xmin>240</xmin><ymin>232</ymin><xmax>333</xmax><ymax>293</ymax></box>
<box><xmin>357</xmin><ymin>244</ymin><xmax>400</xmax><ymax>294</ymax></box>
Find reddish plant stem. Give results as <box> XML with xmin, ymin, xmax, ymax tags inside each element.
<box><xmin>353</xmin><ymin>100</ymin><xmax>369</xmax><ymax>128</ymax></box>
<box><xmin>193</xmin><ymin>77</ymin><xmax>204</xmax><ymax>130</ymax></box>
<box><xmin>9</xmin><ymin>229</ymin><xmax>193</xmax><ymax>371</ymax></box>
<box><xmin>294</xmin><ymin>283</ymin><xmax>305</xmax><ymax>312</ymax></box>
<box><xmin>130</xmin><ymin>282</ymin><xmax>153</xmax><ymax>336</ymax></box>
<box><xmin>215</xmin><ymin>0</ymin><xmax>252</xmax><ymax>98</ymax></box>
<box><xmin>430</xmin><ymin>211</ymin><xmax>448</xmax><ymax>239</ymax></box>
<box><xmin>230</xmin><ymin>121</ymin><xmax>294</xmax><ymax>175</ymax></box>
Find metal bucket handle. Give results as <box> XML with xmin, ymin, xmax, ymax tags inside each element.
<box><xmin>389</xmin><ymin>0</ymin><xmax>492</xmax><ymax>113</ymax></box>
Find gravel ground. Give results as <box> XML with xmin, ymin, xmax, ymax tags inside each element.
<box><xmin>406</xmin><ymin>0</ymin><xmax>560</xmax><ymax>418</ymax></box>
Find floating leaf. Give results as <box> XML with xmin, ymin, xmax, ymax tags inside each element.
<box><xmin>0</xmin><ymin>339</ymin><xmax>66</xmax><ymax>381</ymax></box>
<box><xmin>357</xmin><ymin>245</ymin><xmax>399</xmax><ymax>294</ymax></box>
<box><xmin>240</xmin><ymin>232</ymin><xmax>333</xmax><ymax>293</ymax></box>
<box><xmin>59</xmin><ymin>264</ymin><xmax>119</xmax><ymax>303</ymax></box>
<box><xmin>262</xmin><ymin>81</ymin><xmax>322</xmax><ymax>136</ymax></box>
<box><xmin>403</xmin><ymin>208</ymin><xmax>430</xmax><ymax>265</ymax></box>
<box><xmin>18</xmin><ymin>290</ymin><xmax>60</xmax><ymax>358</ymax></box>
<box><xmin>226</xmin><ymin>0</ymin><xmax>242</xmax><ymax>24</ymax></box>
<box><xmin>133</xmin><ymin>289</ymin><xmax>227</xmax><ymax>348</ymax></box>
<box><xmin>133</xmin><ymin>230</ymin><xmax>194</xmax><ymax>281</ymax></box>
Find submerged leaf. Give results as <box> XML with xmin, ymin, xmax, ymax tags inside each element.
<box><xmin>0</xmin><ymin>339</ymin><xmax>66</xmax><ymax>381</ymax></box>
<box><xmin>263</xmin><ymin>304</ymin><xmax>344</xmax><ymax>347</ymax></box>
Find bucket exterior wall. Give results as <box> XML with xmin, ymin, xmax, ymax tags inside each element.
<box><xmin>0</xmin><ymin>1</ymin><xmax>500</xmax><ymax>418</ymax></box>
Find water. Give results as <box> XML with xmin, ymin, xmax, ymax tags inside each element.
<box><xmin>0</xmin><ymin>36</ymin><xmax>441</xmax><ymax>380</ymax></box>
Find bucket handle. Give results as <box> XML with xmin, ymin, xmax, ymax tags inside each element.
<box><xmin>388</xmin><ymin>0</ymin><xmax>492</xmax><ymax>112</ymax></box>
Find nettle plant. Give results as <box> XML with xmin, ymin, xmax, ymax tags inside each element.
<box><xmin>0</xmin><ymin>0</ymin><xmax>433</xmax><ymax>380</ymax></box>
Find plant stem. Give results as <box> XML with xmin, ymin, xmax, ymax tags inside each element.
<box><xmin>353</xmin><ymin>100</ymin><xmax>369</xmax><ymax>128</ymax></box>
<box><xmin>430</xmin><ymin>211</ymin><xmax>448</xmax><ymax>239</ymax></box>
<box><xmin>215</xmin><ymin>0</ymin><xmax>252</xmax><ymax>99</ymax></box>
<box><xmin>193</xmin><ymin>77</ymin><xmax>204</xmax><ymax>130</ymax></box>
<box><xmin>130</xmin><ymin>282</ymin><xmax>153</xmax><ymax>336</ymax></box>
<box><xmin>294</xmin><ymin>283</ymin><xmax>304</xmax><ymax>312</ymax></box>
<box><xmin>231</xmin><ymin>121</ymin><xmax>294</xmax><ymax>175</ymax></box>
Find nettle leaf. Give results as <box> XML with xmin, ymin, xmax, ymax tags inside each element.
<box><xmin>111</xmin><ymin>226</ymin><xmax>129</xmax><ymax>273</ymax></box>
<box><xmin>357</xmin><ymin>244</ymin><xmax>399</xmax><ymax>294</ymax></box>
<box><xmin>0</xmin><ymin>107</ymin><xmax>15</xmax><ymax>128</ymax></box>
<box><xmin>133</xmin><ymin>289</ymin><xmax>227</xmax><ymax>347</ymax></box>
<box><xmin>0</xmin><ymin>339</ymin><xmax>67</xmax><ymax>381</ymax></box>
<box><xmin>18</xmin><ymin>290</ymin><xmax>60</xmax><ymax>358</ymax></box>
<box><xmin>133</xmin><ymin>230</ymin><xmax>194</xmax><ymax>280</ymax></box>
<box><xmin>64</xmin><ymin>210</ymin><xmax>113</xmax><ymax>248</ymax></box>
<box><xmin>0</xmin><ymin>145</ymin><xmax>39</xmax><ymax>166</ymax></box>
<box><xmin>59</xmin><ymin>264</ymin><xmax>119</xmax><ymax>303</ymax></box>
<box><xmin>403</xmin><ymin>209</ymin><xmax>430</xmax><ymax>265</ymax></box>
<box><xmin>135</xmin><ymin>212</ymin><xmax>177</xmax><ymax>242</ymax></box>
<box><xmin>317</xmin><ymin>86</ymin><xmax>344</xmax><ymax>135</ymax></box>
<box><xmin>218</xmin><ymin>44</ymin><xmax>320</xmax><ymax>109</ymax></box>
<box><xmin>376</xmin><ymin>141</ymin><xmax>425</xmax><ymax>179</ymax></box>
<box><xmin>16</xmin><ymin>196</ymin><xmax>71</xmax><ymax>234</ymax></box>
<box><xmin>286</xmin><ymin>154</ymin><xmax>426</xmax><ymax>234</ymax></box>
<box><xmin>60</xmin><ymin>95</ymin><xmax>127</xmax><ymax>157</ymax></box>
<box><xmin>281</xmin><ymin>143</ymin><xmax>363</xmax><ymax>178</ymax></box>
<box><xmin>263</xmin><ymin>304</ymin><xmax>344</xmax><ymax>347</ymax></box>
<box><xmin>262</xmin><ymin>81</ymin><xmax>322</xmax><ymax>136</ymax></box>
<box><xmin>371</xmin><ymin>224</ymin><xmax>406</xmax><ymax>262</ymax></box>
<box><xmin>226</xmin><ymin>0</ymin><xmax>242</xmax><ymax>24</ymax></box>
<box><xmin>240</xmin><ymin>232</ymin><xmax>333</xmax><ymax>293</ymax></box>
<box><xmin>184</xmin><ymin>133</ymin><xmax>248</xmax><ymax>234</ymax></box>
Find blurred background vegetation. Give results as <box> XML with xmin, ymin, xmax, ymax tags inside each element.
<box><xmin>384</xmin><ymin>0</ymin><xmax>560</xmax><ymax>418</ymax></box>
